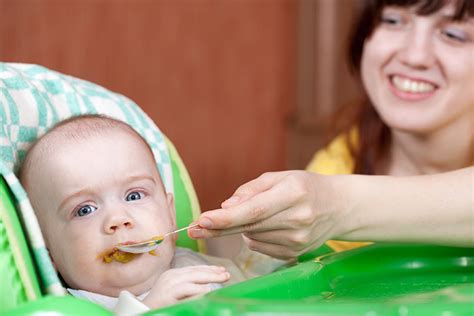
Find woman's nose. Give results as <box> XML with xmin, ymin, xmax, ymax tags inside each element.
<box><xmin>104</xmin><ymin>213</ymin><xmax>134</xmax><ymax>234</ymax></box>
<box><xmin>398</xmin><ymin>24</ymin><xmax>435</xmax><ymax>69</ymax></box>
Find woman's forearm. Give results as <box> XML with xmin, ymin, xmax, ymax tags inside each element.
<box><xmin>336</xmin><ymin>167</ymin><xmax>474</xmax><ymax>247</ymax></box>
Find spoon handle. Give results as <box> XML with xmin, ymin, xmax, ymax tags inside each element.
<box><xmin>164</xmin><ymin>223</ymin><xmax>199</xmax><ymax>237</ymax></box>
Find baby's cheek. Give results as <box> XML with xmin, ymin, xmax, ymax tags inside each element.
<box><xmin>142</xmin><ymin>243</ymin><xmax>174</xmax><ymax>272</ymax></box>
<box><xmin>157</xmin><ymin>242</ymin><xmax>175</xmax><ymax>266</ymax></box>
<box><xmin>53</xmin><ymin>259</ymin><xmax>85</xmax><ymax>289</ymax></box>
<box><xmin>72</xmin><ymin>255</ymin><xmax>95</xmax><ymax>278</ymax></box>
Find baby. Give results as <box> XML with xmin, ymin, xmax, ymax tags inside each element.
<box><xmin>19</xmin><ymin>115</ymin><xmax>230</xmax><ymax>313</ymax></box>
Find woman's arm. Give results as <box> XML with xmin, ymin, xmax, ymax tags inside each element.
<box><xmin>338</xmin><ymin>167</ymin><xmax>473</xmax><ymax>247</ymax></box>
<box><xmin>189</xmin><ymin>167</ymin><xmax>473</xmax><ymax>259</ymax></box>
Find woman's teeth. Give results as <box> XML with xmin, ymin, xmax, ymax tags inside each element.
<box><xmin>391</xmin><ymin>76</ymin><xmax>435</xmax><ymax>93</ymax></box>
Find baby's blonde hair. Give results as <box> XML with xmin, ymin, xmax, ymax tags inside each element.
<box><xmin>19</xmin><ymin>114</ymin><xmax>158</xmax><ymax>188</ymax></box>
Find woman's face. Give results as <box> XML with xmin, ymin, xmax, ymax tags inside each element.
<box><xmin>361</xmin><ymin>4</ymin><xmax>474</xmax><ymax>135</ymax></box>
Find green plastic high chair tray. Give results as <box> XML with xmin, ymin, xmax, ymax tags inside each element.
<box><xmin>151</xmin><ymin>244</ymin><xmax>474</xmax><ymax>315</ymax></box>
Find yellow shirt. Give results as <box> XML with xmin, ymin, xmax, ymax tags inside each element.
<box><xmin>306</xmin><ymin>131</ymin><xmax>371</xmax><ymax>252</ymax></box>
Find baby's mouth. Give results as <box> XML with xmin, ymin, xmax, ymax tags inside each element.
<box><xmin>98</xmin><ymin>239</ymin><xmax>160</xmax><ymax>264</ymax></box>
<box><xmin>98</xmin><ymin>247</ymin><xmax>137</xmax><ymax>264</ymax></box>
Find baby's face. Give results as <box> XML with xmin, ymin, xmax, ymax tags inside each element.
<box><xmin>25</xmin><ymin>128</ymin><xmax>176</xmax><ymax>296</ymax></box>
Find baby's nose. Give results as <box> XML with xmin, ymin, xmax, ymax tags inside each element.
<box><xmin>105</xmin><ymin>215</ymin><xmax>134</xmax><ymax>234</ymax></box>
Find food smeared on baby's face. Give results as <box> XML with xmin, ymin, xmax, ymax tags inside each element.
<box><xmin>103</xmin><ymin>248</ymin><xmax>135</xmax><ymax>263</ymax></box>
<box><xmin>99</xmin><ymin>236</ymin><xmax>164</xmax><ymax>263</ymax></box>
<box><xmin>99</xmin><ymin>248</ymin><xmax>136</xmax><ymax>263</ymax></box>
<box><xmin>151</xmin><ymin>236</ymin><xmax>164</xmax><ymax>243</ymax></box>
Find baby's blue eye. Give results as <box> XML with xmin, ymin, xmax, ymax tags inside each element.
<box><xmin>126</xmin><ymin>191</ymin><xmax>144</xmax><ymax>201</ymax></box>
<box><xmin>75</xmin><ymin>205</ymin><xmax>97</xmax><ymax>217</ymax></box>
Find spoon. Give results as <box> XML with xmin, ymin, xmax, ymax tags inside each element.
<box><xmin>116</xmin><ymin>223</ymin><xmax>199</xmax><ymax>254</ymax></box>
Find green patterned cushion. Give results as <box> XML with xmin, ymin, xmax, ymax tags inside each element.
<box><xmin>0</xmin><ymin>63</ymin><xmax>173</xmax><ymax>190</ymax></box>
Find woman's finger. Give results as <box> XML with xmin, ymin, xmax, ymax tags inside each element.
<box><xmin>242</xmin><ymin>236</ymin><xmax>303</xmax><ymax>259</ymax></box>
<box><xmin>196</xmin><ymin>176</ymin><xmax>300</xmax><ymax>230</ymax></box>
<box><xmin>221</xmin><ymin>171</ymin><xmax>293</xmax><ymax>208</ymax></box>
<box><xmin>243</xmin><ymin>230</ymin><xmax>300</xmax><ymax>247</ymax></box>
<box><xmin>244</xmin><ymin>224</ymin><xmax>331</xmax><ymax>249</ymax></box>
<box><xmin>190</xmin><ymin>206</ymin><xmax>296</xmax><ymax>238</ymax></box>
<box><xmin>189</xmin><ymin>225</ymin><xmax>250</xmax><ymax>238</ymax></box>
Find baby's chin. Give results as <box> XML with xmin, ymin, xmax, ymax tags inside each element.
<box><xmin>62</xmin><ymin>252</ymin><xmax>167</xmax><ymax>295</ymax></box>
<box><xmin>76</xmin><ymin>263</ymin><xmax>164</xmax><ymax>297</ymax></box>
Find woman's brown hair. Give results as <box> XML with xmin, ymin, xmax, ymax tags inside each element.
<box><xmin>334</xmin><ymin>0</ymin><xmax>473</xmax><ymax>174</ymax></box>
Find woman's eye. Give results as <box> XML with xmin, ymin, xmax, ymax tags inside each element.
<box><xmin>126</xmin><ymin>191</ymin><xmax>144</xmax><ymax>202</ymax></box>
<box><xmin>440</xmin><ymin>27</ymin><xmax>470</xmax><ymax>43</ymax></box>
<box><xmin>380</xmin><ymin>11</ymin><xmax>404</xmax><ymax>27</ymax></box>
<box><xmin>381</xmin><ymin>15</ymin><xmax>402</xmax><ymax>26</ymax></box>
<box><xmin>75</xmin><ymin>205</ymin><xmax>97</xmax><ymax>217</ymax></box>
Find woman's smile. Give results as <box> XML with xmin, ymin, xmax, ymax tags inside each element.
<box><xmin>387</xmin><ymin>74</ymin><xmax>438</xmax><ymax>101</ymax></box>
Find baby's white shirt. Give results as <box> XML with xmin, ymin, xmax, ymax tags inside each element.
<box><xmin>67</xmin><ymin>288</ymin><xmax>149</xmax><ymax>314</ymax></box>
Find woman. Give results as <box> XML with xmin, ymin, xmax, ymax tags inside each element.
<box><xmin>189</xmin><ymin>0</ymin><xmax>474</xmax><ymax>259</ymax></box>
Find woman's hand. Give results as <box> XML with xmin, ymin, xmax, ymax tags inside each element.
<box><xmin>189</xmin><ymin>171</ymin><xmax>350</xmax><ymax>259</ymax></box>
<box><xmin>142</xmin><ymin>265</ymin><xmax>230</xmax><ymax>309</ymax></box>
<box><xmin>189</xmin><ymin>168</ymin><xmax>474</xmax><ymax>258</ymax></box>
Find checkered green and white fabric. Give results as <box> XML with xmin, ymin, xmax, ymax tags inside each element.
<box><xmin>0</xmin><ymin>62</ymin><xmax>174</xmax><ymax>295</ymax></box>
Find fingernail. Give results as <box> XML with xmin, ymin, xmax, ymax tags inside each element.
<box><xmin>199</xmin><ymin>217</ymin><xmax>213</xmax><ymax>229</ymax></box>
<box><xmin>222</xmin><ymin>195</ymin><xmax>240</xmax><ymax>207</ymax></box>
<box><xmin>189</xmin><ymin>228</ymin><xmax>204</xmax><ymax>238</ymax></box>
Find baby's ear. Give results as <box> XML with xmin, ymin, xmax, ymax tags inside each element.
<box><xmin>47</xmin><ymin>248</ymin><xmax>58</xmax><ymax>271</ymax></box>
<box><xmin>166</xmin><ymin>193</ymin><xmax>176</xmax><ymax>228</ymax></box>
<box><xmin>166</xmin><ymin>193</ymin><xmax>179</xmax><ymax>243</ymax></box>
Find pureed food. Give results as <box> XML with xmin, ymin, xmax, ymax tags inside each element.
<box><xmin>99</xmin><ymin>236</ymin><xmax>164</xmax><ymax>263</ymax></box>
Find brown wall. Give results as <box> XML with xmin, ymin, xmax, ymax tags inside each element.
<box><xmin>0</xmin><ymin>0</ymin><xmax>297</xmax><ymax>211</ymax></box>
